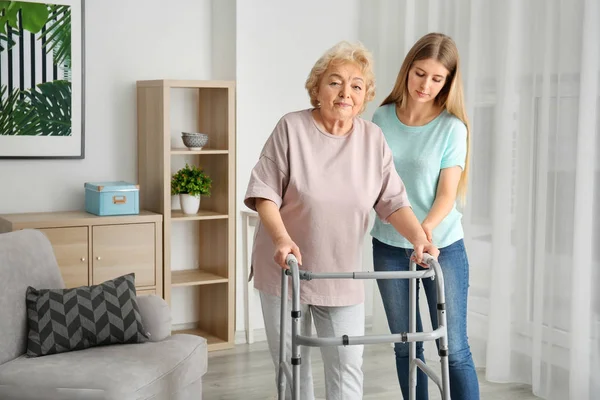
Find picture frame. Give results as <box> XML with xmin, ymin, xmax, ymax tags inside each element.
<box><xmin>0</xmin><ymin>0</ymin><xmax>85</xmax><ymax>159</ymax></box>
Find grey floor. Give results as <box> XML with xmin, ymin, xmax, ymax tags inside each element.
<box><xmin>204</xmin><ymin>340</ymin><xmax>540</xmax><ymax>399</ymax></box>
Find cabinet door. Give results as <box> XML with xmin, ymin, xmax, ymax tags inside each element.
<box><xmin>39</xmin><ymin>227</ymin><xmax>89</xmax><ymax>288</ymax></box>
<box><xmin>92</xmin><ymin>223</ymin><xmax>156</xmax><ymax>287</ymax></box>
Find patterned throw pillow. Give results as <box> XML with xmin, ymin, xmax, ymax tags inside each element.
<box><xmin>26</xmin><ymin>273</ymin><xmax>150</xmax><ymax>357</ymax></box>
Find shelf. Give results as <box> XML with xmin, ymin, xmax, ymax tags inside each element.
<box><xmin>171</xmin><ymin>210</ymin><xmax>229</xmax><ymax>221</ymax></box>
<box><xmin>137</xmin><ymin>78</ymin><xmax>235</xmax><ymax>352</ymax></box>
<box><xmin>171</xmin><ymin>148</ymin><xmax>229</xmax><ymax>155</ymax></box>
<box><xmin>171</xmin><ymin>269</ymin><xmax>228</xmax><ymax>287</ymax></box>
<box><xmin>172</xmin><ymin>328</ymin><xmax>231</xmax><ymax>351</ymax></box>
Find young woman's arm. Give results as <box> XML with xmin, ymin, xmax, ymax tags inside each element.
<box><xmin>388</xmin><ymin>207</ymin><xmax>440</xmax><ymax>264</ymax></box>
<box><xmin>422</xmin><ymin>166</ymin><xmax>462</xmax><ymax>241</ymax></box>
<box><xmin>255</xmin><ymin>198</ymin><xmax>302</xmax><ymax>268</ymax></box>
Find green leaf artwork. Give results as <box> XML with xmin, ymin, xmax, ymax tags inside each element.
<box><xmin>0</xmin><ymin>1</ymin><xmax>73</xmax><ymax>137</ymax></box>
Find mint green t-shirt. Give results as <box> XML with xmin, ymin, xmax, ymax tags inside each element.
<box><xmin>370</xmin><ymin>103</ymin><xmax>467</xmax><ymax>249</ymax></box>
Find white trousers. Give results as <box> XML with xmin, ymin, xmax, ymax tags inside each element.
<box><xmin>259</xmin><ymin>291</ymin><xmax>365</xmax><ymax>400</ymax></box>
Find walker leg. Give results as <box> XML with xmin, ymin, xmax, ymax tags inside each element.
<box><xmin>291</xmin><ymin>273</ymin><xmax>301</xmax><ymax>400</ymax></box>
<box><xmin>438</xmin><ymin>303</ymin><xmax>451</xmax><ymax>400</ymax></box>
<box><xmin>408</xmin><ymin>260</ymin><xmax>418</xmax><ymax>400</ymax></box>
<box><xmin>278</xmin><ymin>271</ymin><xmax>288</xmax><ymax>400</ymax></box>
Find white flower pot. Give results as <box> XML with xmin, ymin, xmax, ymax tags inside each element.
<box><xmin>180</xmin><ymin>194</ymin><xmax>201</xmax><ymax>215</ymax></box>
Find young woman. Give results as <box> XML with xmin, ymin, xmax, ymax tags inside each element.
<box><xmin>371</xmin><ymin>32</ymin><xmax>480</xmax><ymax>400</ymax></box>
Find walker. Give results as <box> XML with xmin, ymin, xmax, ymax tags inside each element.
<box><xmin>277</xmin><ymin>253</ymin><xmax>451</xmax><ymax>400</ymax></box>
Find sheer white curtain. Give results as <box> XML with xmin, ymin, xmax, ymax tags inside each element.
<box><xmin>360</xmin><ymin>1</ymin><xmax>600</xmax><ymax>399</ymax></box>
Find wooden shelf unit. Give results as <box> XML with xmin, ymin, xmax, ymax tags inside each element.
<box><xmin>136</xmin><ymin>79</ymin><xmax>236</xmax><ymax>351</ymax></box>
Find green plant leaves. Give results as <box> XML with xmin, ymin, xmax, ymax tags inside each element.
<box><xmin>0</xmin><ymin>2</ymin><xmax>71</xmax><ymax>67</ymax></box>
<box><xmin>0</xmin><ymin>81</ymin><xmax>71</xmax><ymax>136</ymax></box>
<box><xmin>19</xmin><ymin>2</ymin><xmax>49</xmax><ymax>33</ymax></box>
<box><xmin>171</xmin><ymin>163</ymin><xmax>213</xmax><ymax>197</ymax></box>
<box><xmin>0</xmin><ymin>1</ymin><xmax>49</xmax><ymax>34</ymax></box>
<box><xmin>24</xmin><ymin>80</ymin><xmax>71</xmax><ymax>136</ymax></box>
<box><xmin>0</xmin><ymin>85</ymin><xmax>40</xmax><ymax>136</ymax></box>
<box><xmin>41</xmin><ymin>5</ymin><xmax>70</xmax><ymax>67</ymax></box>
<box><xmin>0</xmin><ymin>25</ymin><xmax>18</xmax><ymax>52</ymax></box>
<box><xmin>0</xmin><ymin>2</ymin><xmax>19</xmax><ymax>34</ymax></box>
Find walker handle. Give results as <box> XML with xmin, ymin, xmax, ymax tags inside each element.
<box><xmin>286</xmin><ymin>254</ymin><xmax>299</xmax><ymax>269</ymax></box>
<box><xmin>422</xmin><ymin>253</ymin><xmax>436</xmax><ymax>264</ymax></box>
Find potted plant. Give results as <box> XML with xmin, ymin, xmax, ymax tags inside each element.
<box><xmin>171</xmin><ymin>163</ymin><xmax>212</xmax><ymax>214</ymax></box>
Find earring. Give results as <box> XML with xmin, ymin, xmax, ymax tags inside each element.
<box><xmin>316</xmin><ymin>101</ymin><xmax>321</xmax><ymax>108</ymax></box>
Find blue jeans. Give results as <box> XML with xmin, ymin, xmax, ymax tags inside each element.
<box><xmin>372</xmin><ymin>238</ymin><xmax>480</xmax><ymax>400</ymax></box>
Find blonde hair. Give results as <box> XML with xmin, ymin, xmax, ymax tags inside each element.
<box><xmin>305</xmin><ymin>41</ymin><xmax>376</xmax><ymax>114</ymax></box>
<box><xmin>382</xmin><ymin>33</ymin><xmax>471</xmax><ymax>204</ymax></box>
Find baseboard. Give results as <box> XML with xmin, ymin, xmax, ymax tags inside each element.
<box><xmin>172</xmin><ymin>322</ymin><xmax>197</xmax><ymax>331</ymax></box>
<box><xmin>235</xmin><ymin>328</ymin><xmax>267</xmax><ymax>344</ymax></box>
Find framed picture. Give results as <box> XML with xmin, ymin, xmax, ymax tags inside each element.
<box><xmin>0</xmin><ymin>0</ymin><xmax>85</xmax><ymax>159</ymax></box>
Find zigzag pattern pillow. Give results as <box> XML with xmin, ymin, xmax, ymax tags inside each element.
<box><xmin>26</xmin><ymin>273</ymin><xmax>150</xmax><ymax>357</ymax></box>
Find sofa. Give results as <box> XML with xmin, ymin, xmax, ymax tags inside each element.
<box><xmin>0</xmin><ymin>229</ymin><xmax>208</xmax><ymax>400</ymax></box>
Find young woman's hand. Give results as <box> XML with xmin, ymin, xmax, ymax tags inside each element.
<box><xmin>388</xmin><ymin>207</ymin><xmax>439</xmax><ymax>267</ymax></box>
<box><xmin>412</xmin><ymin>240</ymin><xmax>440</xmax><ymax>268</ymax></box>
<box><xmin>273</xmin><ymin>236</ymin><xmax>302</xmax><ymax>269</ymax></box>
<box><xmin>421</xmin><ymin>222</ymin><xmax>433</xmax><ymax>243</ymax></box>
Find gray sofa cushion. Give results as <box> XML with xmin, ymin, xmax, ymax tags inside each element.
<box><xmin>0</xmin><ymin>230</ymin><xmax>64</xmax><ymax>365</ymax></box>
<box><xmin>0</xmin><ymin>334</ymin><xmax>207</xmax><ymax>400</ymax></box>
<box><xmin>26</xmin><ymin>273</ymin><xmax>149</xmax><ymax>357</ymax></box>
<box><xmin>136</xmin><ymin>295</ymin><xmax>172</xmax><ymax>342</ymax></box>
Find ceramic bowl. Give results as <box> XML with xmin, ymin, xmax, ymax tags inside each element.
<box><xmin>181</xmin><ymin>133</ymin><xmax>208</xmax><ymax>150</ymax></box>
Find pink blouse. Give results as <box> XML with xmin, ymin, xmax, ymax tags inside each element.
<box><xmin>244</xmin><ymin>109</ymin><xmax>410</xmax><ymax>306</ymax></box>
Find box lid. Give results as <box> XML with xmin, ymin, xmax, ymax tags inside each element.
<box><xmin>84</xmin><ymin>181</ymin><xmax>139</xmax><ymax>192</ymax></box>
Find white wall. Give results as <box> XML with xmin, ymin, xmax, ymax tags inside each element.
<box><xmin>211</xmin><ymin>0</ymin><xmax>236</xmax><ymax>81</ymax></box>
<box><xmin>235</xmin><ymin>0</ymin><xmax>378</xmax><ymax>335</ymax></box>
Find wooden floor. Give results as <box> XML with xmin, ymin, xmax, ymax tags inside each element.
<box><xmin>204</xmin><ymin>340</ymin><xmax>540</xmax><ymax>399</ymax></box>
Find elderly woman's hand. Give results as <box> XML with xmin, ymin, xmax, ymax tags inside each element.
<box><xmin>273</xmin><ymin>236</ymin><xmax>303</xmax><ymax>269</ymax></box>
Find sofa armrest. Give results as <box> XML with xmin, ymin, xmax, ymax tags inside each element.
<box><xmin>136</xmin><ymin>294</ymin><xmax>172</xmax><ymax>342</ymax></box>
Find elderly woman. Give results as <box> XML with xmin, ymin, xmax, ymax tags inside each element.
<box><xmin>244</xmin><ymin>41</ymin><xmax>438</xmax><ymax>400</ymax></box>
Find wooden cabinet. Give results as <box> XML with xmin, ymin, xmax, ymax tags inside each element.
<box><xmin>0</xmin><ymin>211</ymin><xmax>163</xmax><ymax>297</ymax></box>
<box><xmin>137</xmin><ymin>79</ymin><xmax>236</xmax><ymax>351</ymax></box>
<box><xmin>92</xmin><ymin>223</ymin><xmax>156</xmax><ymax>286</ymax></box>
<box><xmin>38</xmin><ymin>226</ymin><xmax>89</xmax><ymax>288</ymax></box>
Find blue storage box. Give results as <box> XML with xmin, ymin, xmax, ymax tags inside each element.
<box><xmin>84</xmin><ymin>181</ymin><xmax>140</xmax><ymax>216</ymax></box>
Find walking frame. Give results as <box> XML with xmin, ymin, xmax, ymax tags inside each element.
<box><xmin>277</xmin><ymin>253</ymin><xmax>451</xmax><ymax>400</ymax></box>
